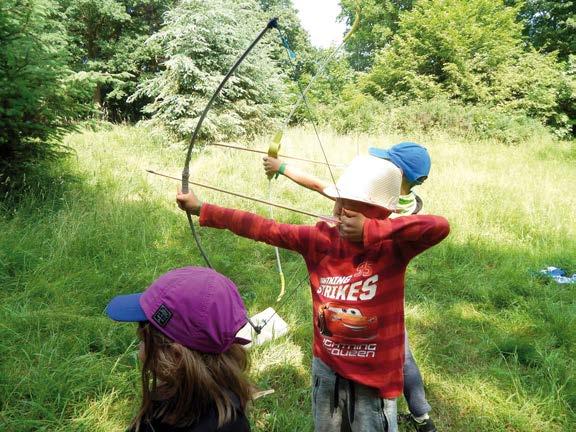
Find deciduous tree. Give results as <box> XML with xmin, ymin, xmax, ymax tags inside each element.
<box><xmin>340</xmin><ymin>0</ymin><xmax>415</xmax><ymax>71</ymax></box>
<box><xmin>364</xmin><ymin>0</ymin><xmax>574</xmax><ymax>135</ymax></box>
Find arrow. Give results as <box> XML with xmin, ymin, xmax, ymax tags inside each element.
<box><xmin>147</xmin><ymin>169</ymin><xmax>340</xmax><ymax>224</ymax></box>
<box><xmin>209</xmin><ymin>143</ymin><xmax>345</xmax><ymax>167</ymax></box>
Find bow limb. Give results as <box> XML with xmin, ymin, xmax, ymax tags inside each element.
<box><xmin>343</xmin><ymin>0</ymin><xmax>362</xmax><ymax>44</ymax></box>
<box><xmin>272</xmin><ymin>5</ymin><xmax>361</xmax><ymax>195</ymax></box>
<box><xmin>181</xmin><ymin>18</ymin><xmax>279</xmax><ymax>268</ymax></box>
<box><xmin>254</xmin><ymin>8</ymin><xmax>362</xmax><ymax>326</ymax></box>
<box><xmin>267</xmin><ymin>131</ymin><xmax>285</xmax><ymax>301</ymax></box>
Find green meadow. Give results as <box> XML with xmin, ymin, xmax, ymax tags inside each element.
<box><xmin>1</xmin><ymin>124</ymin><xmax>575</xmax><ymax>431</ymax></box>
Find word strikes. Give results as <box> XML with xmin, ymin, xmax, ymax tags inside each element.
<box><xmin>317</xmin><ymin>275</ymin><xmax>378</xmax><ymax>301</ymax></box>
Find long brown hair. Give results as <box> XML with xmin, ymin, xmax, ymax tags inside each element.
<box><xmin>132</xmin><ymin>322</ymin><xmax>252</xmax><ymax>431</ymax></box>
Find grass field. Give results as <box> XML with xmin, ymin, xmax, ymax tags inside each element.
<box><xmin>1</xmin><ymin>124</ymin><xmax>575</xmax><ymax>431</ymax></box>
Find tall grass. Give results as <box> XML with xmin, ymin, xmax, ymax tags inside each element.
<box><xmin>1</xmin><ymin>124</ymin><xmax>574</xmax><ymax>431</ymax></box>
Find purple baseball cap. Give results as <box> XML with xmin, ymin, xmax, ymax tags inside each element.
<box><xmin>105</xmin><ymin>267</ymin><xmax>250</xmax><ymax>353</ymax></box>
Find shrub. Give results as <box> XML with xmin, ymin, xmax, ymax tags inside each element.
<box><xmin>323</xmin><ymin>95</ymin><xmax>554</xmax><ymax>144</ymax></box>
<box><xmin>328</xmin><ymin>87</ymin><xmax>384</xmax><ymax>134</ymax></box>
<box><xmin>363</xmin><ymin>0</ymin><xmax>575</xmax><ymax>137</ymax></box>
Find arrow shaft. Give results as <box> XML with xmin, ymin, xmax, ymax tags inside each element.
<box><xmin>209</xmin><ymin>143</ymin><xmax>344</xmax><ymax>167</ymax></box>
<box><xmin>147</xmin><ymin>170</ymin><xmax>339</xmax><ymax>224</ymax></box>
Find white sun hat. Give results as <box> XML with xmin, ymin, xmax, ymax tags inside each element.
<box><xmin>323</xmin><ymin>155</ymin><xmax>402</xmax><ymax>210</ymax></box>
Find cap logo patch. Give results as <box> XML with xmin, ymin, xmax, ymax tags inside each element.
<box><xmin>152</xmin><ymin>304</ymin><xmax>173</xmax><ymax>327</ymax></box>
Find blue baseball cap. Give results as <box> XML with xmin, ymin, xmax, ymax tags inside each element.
<box><xmin>368</xmin><ymin>142</ymin><xmax>431</xmax><ymax>184</ymax></box>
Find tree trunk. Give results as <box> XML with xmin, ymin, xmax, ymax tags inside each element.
<box><xmin>93</xmin><ymin>83</ymin><xmax>102</xmax><ymax>107</ymax></box>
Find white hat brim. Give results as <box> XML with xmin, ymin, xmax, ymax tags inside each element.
<box><xmin>323</xmin><ymin>185</ymin><xmax>396</xmax><ymax>211</ymax></box>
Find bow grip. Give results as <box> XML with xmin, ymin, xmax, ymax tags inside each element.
<box><xmin>182</xmin><ymin>168</ymin><xmax>190</xmax><ymax>194</ymax></box>
<box><xmin>267</xmin><ymin>130</ymin><xmax>283</xmax><ymax>180</ymax></box>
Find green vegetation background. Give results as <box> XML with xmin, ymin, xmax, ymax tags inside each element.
<box><xmin>1</xmin><ymin>124</ymin><xmax>574</xmax><ymax>431</ymax></box>
<box><xmin>1</xmin><ymin>0</ymin><xmax>575</xmax><ymax>430</ymax></box>
<box><xmin>2</xmin><ymin>0</ymin><xmax>574</xmax><ymax>188</ymax></box>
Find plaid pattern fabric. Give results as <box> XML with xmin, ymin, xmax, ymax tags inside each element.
<box><xmin>200</xmin><ymin>204</ymin><xmax>449</xmax><ymax>398</ymax></box>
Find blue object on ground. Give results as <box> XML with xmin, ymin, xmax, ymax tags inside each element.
<box><xmin>539</xmin><ymin>266</ymin><xmax>576</xmax><ymax>284</ymax></box>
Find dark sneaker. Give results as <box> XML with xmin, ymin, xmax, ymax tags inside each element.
<box><xmin>410</xmin><ymin>416</ymin><xmax>437</xmax><ymax>432</ymax></box>
<box><xmin>398</xmin><ymin>413</ymin><xmax>412</xmax><ymax>424</ymax></box>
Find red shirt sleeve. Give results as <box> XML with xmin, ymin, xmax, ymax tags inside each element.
<box><xmin>199</xmin><ymin>203</ymin><xmax>325</xmax><ymax>257</ymax></box>
<box><xmin>362</xmin><ymin>214</ymin><xmax>450</xmax><ymax>261</ymax></box>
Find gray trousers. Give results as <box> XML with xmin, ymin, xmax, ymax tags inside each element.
<box><xmin>404</xmin><ymin>333</ymin><xmax>432</xmax><ymax>417</ymax></box>
<box><xmin>311</xmin><ymin>357</ymin><xmax>398</xmax><ymax>432</ymax></box>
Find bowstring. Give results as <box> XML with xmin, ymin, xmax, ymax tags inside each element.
<box><xmin>275</xmin><ymin>28</ymin><xmax>341</xmax><ymax>194</ymax></box>
<box><xmin>255</xmin><ymin>26</ymin><xmax>344</xmax><ymax>331</ymax></box>
<box><xmin>182</xmin><ymin>19</ymin><xmax>279</xmax><ymax>334</ymax></box>
<box><xmin>257</xmin><ymin>15</ymin><xmax>361</xmax><ymax>331</ymax></box>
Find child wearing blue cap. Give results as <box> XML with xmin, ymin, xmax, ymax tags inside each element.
<box><xmin>264</xmin><ymin>141</ymin><xmax>430</xmax><ymax>216</ymax></box>
<box><xmin>263</xmin><ymin>142</ymin><xmax>437</xmax><ymax>432</ymax></box>
<box><xmin>368</xmin><ymin>142</ymin><xmax>430</xmax><ymax>217</ymax></box>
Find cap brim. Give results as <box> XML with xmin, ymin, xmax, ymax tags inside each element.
<box><xmin>368</xmin><ymin>147</ymin><xmax>391</xmax><ymax>159</ymax></box>
<box><xmin>323</xmin><ymin>185</ymin><xmax>396</xmax><ymax>210</ymax></box>
<box><xmin>106</xmin><ymin>293</ymin><xmax>148</xmax><ymax>322</ymax></box>
<box><xmin>233</xmin><ymin>317</ymin><xmax>252</xmax><ymax>345</ymax></box>
<box><xmin>324</xmin><ymin>184</ymin><xmax>353</xmax><ymax>201</ymax></box>
<box><xmin>234</xmin><ymin>336</ymin><xmax>251</xmax><ymax>345</ymax></box>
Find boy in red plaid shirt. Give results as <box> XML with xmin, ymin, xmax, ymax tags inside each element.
<box><xmin>264</xmin><ymin>142</ymin><xmax>438</xmax><ymax>432</ymax></box>
<box><xmin>176</xmin><ymin>155</ymin><xmax>449</xmax><ymax>432</ymax></box>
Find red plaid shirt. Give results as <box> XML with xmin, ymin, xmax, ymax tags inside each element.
<box><xmin>200</xmin><ymin>204</ymin><xmax>449</xmax><ymax>398</ymax></box>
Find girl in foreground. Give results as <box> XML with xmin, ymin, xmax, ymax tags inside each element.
<box><xmin>106</xmin><ymin>266</ymin><xmax>252</xmax><ymax>432</ymax></box>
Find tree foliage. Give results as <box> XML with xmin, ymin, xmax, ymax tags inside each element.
<box><xmin>132</xmin><ymin>0</ymin><xmax>289</xmax><ymax>143</ymax></box>
<box><xmin>340</xmin><ymin>0</ymin><xmax>415</xmax><ymax>71</ymax></box>
<box><xmin>0</xmin><ymin>0</ymin><xmax>86</xmax><ymax>185</ymax></box>
<box><xmin>57</xmin><ymin>0</ymin><xmax>175</xmax><ymax>121</ymax></box>
<box><xmin>363</xmin><ymin>0</ymin><xmax>575</xmax><ymax>136</ymax></box>
<box><xmin>2</xmin><ymin>0</ymin><xmax>574</xmax><ymax>189</ymax></box>
<box><xmin>515</xmin><ymin>0</ymin><xmax>576</xmax><ymax>62</ymax></box>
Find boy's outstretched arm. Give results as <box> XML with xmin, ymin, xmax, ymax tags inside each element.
<box><xmin>263</xmin><ymin>156</ymin><xmax>331</xmax><ymax>198</ymax></box>
<box><xmin>176</xmin><ymin>188</ymin><xmax>325</xmax><ymax>256</ymax></box>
